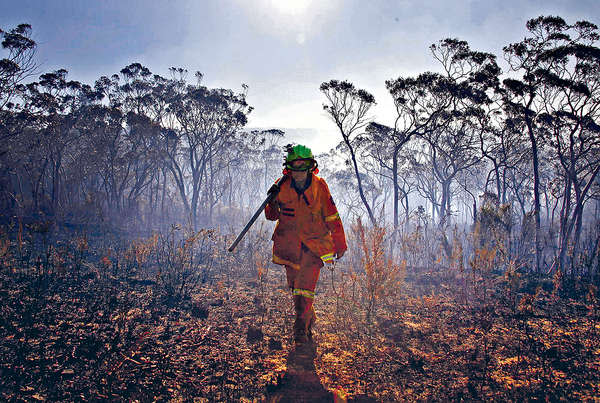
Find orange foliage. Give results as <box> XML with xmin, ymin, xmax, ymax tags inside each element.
<box><xmin>352</xmin><ymin>218</ymin><xmax>405</xmax><ymax>326</ymax></box>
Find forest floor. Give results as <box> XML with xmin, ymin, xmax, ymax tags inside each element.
<box><xmin>1</xmin><ymin>232</ymin><xmax>600</xmax><ymax>401</ymax></box>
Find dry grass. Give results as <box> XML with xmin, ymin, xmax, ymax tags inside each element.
<box><xmin>0</xmin><ymin>223</ymin><xmax>599</xmax><ymax>401</ymax></box>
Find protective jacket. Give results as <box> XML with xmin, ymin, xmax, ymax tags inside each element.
<box><xmin>265</xmin><ymin>173</ymin><xmax>347</xmax><ymax>269</ymax></box>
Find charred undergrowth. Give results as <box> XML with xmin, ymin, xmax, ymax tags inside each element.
<box><xmin>0</xmin><ymin>221</ymin><xmax>599</xmax><ymax>401</ymax></box>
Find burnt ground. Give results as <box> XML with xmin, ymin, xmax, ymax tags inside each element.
<box><xmin>1</xmin><ymin>238</ymin><xmax>600</xmax><ymax>401</ymax></box>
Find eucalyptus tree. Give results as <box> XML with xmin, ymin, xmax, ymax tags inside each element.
<box><xmin>379</xmin><ymin>71</ymin><xmax>456</xmax><ymax>233</ymax></box>
<box><xmin>0</xmin><ymin>23</ymin><xmax>37</xmax><ymax>111</ymax></box>
<box><xmin>81</xmin><ymin>104</ymin><xmax>125</xmax><ymax>215</ymax></box>
<box><xmin>94</xmin><ymin>64</ymin><xmax>174</xmax><ymax>224</ymax></box>
<box><xmin>4</xmin><ymin>113</ymin><xmax>46</xmax><ymax>212</ymax></box>
<box><xmin>371</xmin><ymin>38</ymin><xmax>500</xmax><ymax>237</ymax></box>
<box><xmin>530</xmin><ymin>19</ymin><xmax>600</xmax><ymax>272</ymax></box>
<box><xmin>116</xmin><ymin>63</ymin><xmax>155</xmax><ymax>115</ymax></box>
<box><xmin>330</xmin><ymin>166</ymin><xmax>364</xmax><ymax>220</ymax></box>
<box><xmin>149</xmin><ymin>73</ymin><xmax>185</xmax><ymax>226</ymax></box>
<box><xmin>227</xmin><ymin>129</ymin><xmax>285</xmax><ymax>217</ymax></box>
<box><xmin>123</xmin><ymin>112</ymin><xmax>164</xmax><ymax>222</ymax></box>
<box><xmin>118</xmin><ymin>66</ymin><xmax>167</xmax><ymax>223</ymax></box>
<box><xmin>366</xmin><ymin>73</ymin><xmax>452</xmax><ymax>232</ymax></box>
<box><xmin>167</xmin><ymin>75</ymin><xmax>251</xmax><ymax>229</ymax></box>
<box><xmin>0</xmin><ymin>23</ymin><xmax>38</xmax><ymax>210</ymax></box>
<box><xmin>421</xmin><ymin>119</ymin><xmax>485</xmax><ymax>229</ymax></box>
<box><xmin>503</xmin><ymin>15</ymin><xmax>600</xmax><ymax>272</ymax></box>
<box><xmin>478</xmin><ymin>114</ymin><xmax>528</xmax><ymax>206</ymax></box>
<box><xmin>362</xmin><ymin>122</ymin><xmax>414</xmax><ymax>231</ymax></box>
<box><xmin>320</xmin><ymin>79</ymin><xmax>377</xmax><ymax>226</ymax></box>
<box><xmin>396</xmin><ymin>39</ymin><xmax>499</xmax><ymax>260</ymax></box>
<box><xmin>20</xmin><ymin>69</ymin><xmax>99</xmax><ymax>214</ymax></box>
<box><xmin>253</xmin><ymin>128</ymin><xmax>285</xmax><ymax>191</ymax></box>
<box><xmin>409</xmin><ymin>146</ymin><xmax>441</xmax><ymax>223</ymax></box>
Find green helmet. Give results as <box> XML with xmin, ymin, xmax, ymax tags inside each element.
<box><xmin>284</xmin><ymin>144</ymin><xmax>317</xmax><ymax>172</ymax></box>
<box><xmin>285</xmin><ymin>144</ymin><xmax>313</xmax><ymax>162</ymax></box>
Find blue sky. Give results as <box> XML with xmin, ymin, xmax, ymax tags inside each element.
<box><xmin>2</xmin><ymin>0</ymin><xmax>599</xmax><ymax>152</ymax></box>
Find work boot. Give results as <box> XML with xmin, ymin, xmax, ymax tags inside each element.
<box><xmin>292</xmin><ymin>295</ymin><xmax>303</xmax><ymax>338</ymax></box>
<box><xmin>294</xmin><ymin>328</ymin><xmax>309</xmax><ymax>344</ymax></box>
<box><xmin>293</xmin><ymin>295</ymin><xmax>310</xmax><ymax>344</ymax></box>
<box><xmin>307</xmin><ymin>306</ymin><xmax>316</xmax><ymax>340</ymax></box>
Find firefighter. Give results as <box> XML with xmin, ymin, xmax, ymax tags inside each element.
<box><xmin>265</xmin><ymin>144</ymin><xmax>347</xmax><ymax>344</ymax></box>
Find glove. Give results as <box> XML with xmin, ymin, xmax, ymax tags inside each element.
<box><xmin>267</xmin><ymin>183</ymin><xmax>280</xmax><ymax>195</ymax></box>
<box><xmin>268</xmin><ymin>199</ymin><xmax>279</xmax><ymax>210</ymax></box>
<box><xmin>336</xmin><ymin>249</ymin><xmax>346</xmax><ymax>260</ymax></box>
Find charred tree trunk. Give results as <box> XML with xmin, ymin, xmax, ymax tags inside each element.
<box><xmin>525</xmin><ymin>104</ymin><xmax>542</xmax><ymax>273</ymax></box>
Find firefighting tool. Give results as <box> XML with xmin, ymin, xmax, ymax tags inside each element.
<box><xmin>228</xmin><ymin>174</ymin><xmax>289</xmax><ymax>252</ymax></box>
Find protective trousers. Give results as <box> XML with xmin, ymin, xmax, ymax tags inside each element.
<box><xmin>285</xmin><ymin>244</ymin><xmax>323</xmax><ymax>341</ymax></box>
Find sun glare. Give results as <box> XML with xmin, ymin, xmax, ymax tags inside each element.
<box><xmin>240</xmin><ymin>0</ymin><xmax>338</xmax><ymax>45</ymax></box>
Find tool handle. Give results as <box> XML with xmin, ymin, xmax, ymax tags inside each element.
<box><xmin>227</xmin><ymin>175</ymin><xmax>288</xmax><ymax>252</ymax></box>
<box><xmin>227</xmin><ymin>194</ymin><xmax>272</xmax><ymax>252</ymax></box>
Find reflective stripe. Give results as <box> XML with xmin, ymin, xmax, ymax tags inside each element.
<box><xmin>273</xmin><ymin>254</ymin><xmax>300</xmax><ymax>270</ymax></box>
<box><xmin>324</xmin><ymin>212</ymin><xmax>340</xmax><ymax>222</ymax></box>
<box><xmin>293</xmin><ymin>288</ymin><xmax>315</xmax><ymax>299</ymax></box>
<box><xmin>320</xmin><ymin>253</ymin><xmax>335</xmax><ymax>263</ymax></box>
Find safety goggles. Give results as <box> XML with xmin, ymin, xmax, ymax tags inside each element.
<box><xmin>286</xmin><ymin>159</ymin><xmax>314</xmax><ymax>171</ymax></box>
